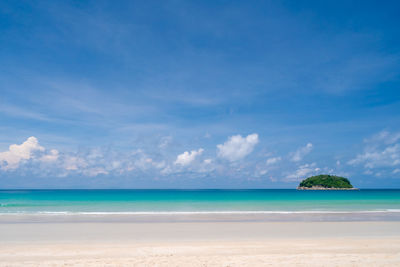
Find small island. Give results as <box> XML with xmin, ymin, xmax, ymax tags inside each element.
<box><xmin>297</xmin><ymin>174</ymin><xmax>358</xmax><ymax>190</ymax></box>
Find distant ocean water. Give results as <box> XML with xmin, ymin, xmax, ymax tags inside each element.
<box><xmin>0</xmin><ymin>189</ymin><xmax>400</xmax><ymax>214</ymax></box>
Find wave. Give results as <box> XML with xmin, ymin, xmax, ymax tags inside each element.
<box><xmin>0</xmin><ymin>203</ymin><xmax>27</xmax><ymax>207</ymax></box>
<box><xmin>1</xmin><ymin>209</ymin><xmax>400</xmax><ymax>215</ymax></box>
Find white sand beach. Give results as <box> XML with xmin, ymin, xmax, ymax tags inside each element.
<box><xmin>1</xmin><ymin>218</ymin><xmax>399</xmax><ymax>266</ymax></box>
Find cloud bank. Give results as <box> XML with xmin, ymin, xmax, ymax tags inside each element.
<box><xmin>0</xmin><ymin>131</ymin><xmax>399</xmax><ymax>185</ymax></box>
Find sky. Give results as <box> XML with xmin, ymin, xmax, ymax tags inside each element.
<box><xmin>1</xmin><ymin>0</ymin><xmax>400</xmax><ymax>189</ymax></box>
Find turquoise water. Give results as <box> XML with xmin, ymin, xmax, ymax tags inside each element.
<box><xmin>0</xmin><ymin>189</ymin><xmax>400</xmax><ymax>214</ymax></box>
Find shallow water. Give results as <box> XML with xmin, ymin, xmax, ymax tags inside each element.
<box><xmin>0</xmin><ymin>189</ymin><xmax>399</xmax><ymax>214</ymax></box>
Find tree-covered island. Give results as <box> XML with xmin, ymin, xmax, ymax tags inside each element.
<box><xmin>297</xmin><ymin>175</ymin><xmax>358</xmax><ymax>190</ymax></box>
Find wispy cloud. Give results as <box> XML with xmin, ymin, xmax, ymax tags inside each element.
<box><xmin>290</xmin><ymin>143</ymin><xmax>313</xmax><ymax>162</ymax></box>
<box><xmin>0</xmin><ymin>104</ymin><xmax>53</xmax><ymax>122</ymax></box>
<box><xmin>348</xmin><ymin>131</ymin><xmax>400</xmax><ymax>176</ymax></box>
<box><xmin>285</xmin><ymin>163</ymin><xmax>320</xmax><ymax>181</ymax></box>
<box><xmin>266</xmin><ymin>156</ymin><xmax>282</xmax><ymax>166</ymax></box>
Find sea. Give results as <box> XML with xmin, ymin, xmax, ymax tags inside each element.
<box><xmin>1</xmin><ymin>189</ymin><xmax>400</xmax><ymax>215</ymax></box>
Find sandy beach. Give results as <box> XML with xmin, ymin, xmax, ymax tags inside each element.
<box><xmin>1</xmin><ymin>216</ymin><xmax>400</xmax><ymax>266</ymax></box>
<box><xmin>2</xmin><ymin>0</ymin><xmax>400</xmax><ymax>265</ymax></box>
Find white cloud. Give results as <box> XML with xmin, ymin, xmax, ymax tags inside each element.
<box><xmin>40</xmin><ymin>149</ymin><xmax>59</xmax><ymax>162</ymax></box>
<box><xmin>259</xmin><ymin>169</ymin><xmax>268</xmax><ymax>175</ymax></box>
<box><xmin>153</xmin><ymin>160</ymin><xmax>166</xmax><ymax>169</ymax></box>
<box><xmin>290</xmin><ymin>143</ymin><xmax>313</xmax><ymax>162</ymax></box>
<box><xmin>364</xmin><ymin>169</ymin><xmax>373</xmax><ymax>175</ymax></box>
<box><xmin>393</xmin><ymin>169</ymin><xmax>400</xmax><ymax>174</ymax></box>
<box><xmin>160</xmin><ymin>165</ymin><xmax>172</xmax><ymax>175</ymax></box>
<box><xmin>139</xmin><ymin>157</ymin><xmax>166</xmax><ymax>170</ymax></box>
<box><xmin>348</xmin><ymin>131</ymin><xmax>400</xmax><ymax>176</ymax></box>
<box><xmin>365</xmin><ymin>130</ymin><xmax>400</xmax><ymax>145</ymax></box>
<box><xmin>83</xmin><ymin>167</ymin><xmax>108</xmax><ymax>176</ymax></box>
<box><xmin>266</xmin><ymin>156</ymin><xmax>281</xmax><ymax>165</ymax></box>
<box><xmin>174</xmin><ymin>148</ymin><xmax>204</xmax><ymax>166</ymax></box>
<box><xmin>285</xmin><ymin>162</ymin><xmax>319</xmax><ymax>181</ymax></box>
<box><xmin>63</xmin><ymin>156</ymin><xmax>88</xmax><ymax>171</ymax></box>
<box><xmin>348</xmin><ymin>143</ymin><xmax>400</xmax><ymax>169</ymax></box>
<box><xmin>0</xmin><ymin>136</ymin><xmax>213</xmax><ymax>178</ymax></box>
<box><xmin>204</xmin><ymin>158</ymin><xmax>212</xmax><ymax>164</ymax></box>
<box><xmin>159</xmin><ymin>136</ymin><xmax>172</xmax><ymax>149</ymax></box>
<box><xmin>217</xmin><ymin>133</ymin><xmax>259</xmax><ymax>161</ymax></box>
<box><xmin>0</xmin><ymin>136</ymin><xmax>45</xmax><ymax>170</ymax></box>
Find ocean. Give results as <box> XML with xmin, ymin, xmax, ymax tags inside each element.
<box><xmin>1</xmin><ymin>189</ymin><xmax>400</xmax><ymax>214</ymax></box>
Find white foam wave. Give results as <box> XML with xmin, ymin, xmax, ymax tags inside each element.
<box><xmin>1</xmin><ymin>210</ymin><xmax>400</xmax><ymax>215</ymax></box>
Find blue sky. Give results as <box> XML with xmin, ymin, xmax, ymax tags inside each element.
<box><xmin>1</xmin><ymin>0</ymin><xmax>400</xmax><ymax>188</ymax></box>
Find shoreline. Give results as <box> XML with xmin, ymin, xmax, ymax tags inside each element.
<box><xmin>2</xmin><ymin>208</ymin><xmax>400</xmax><ymax>214</ymax></box>
<box><xmin>296</xmin><ymin>186</ymin><xmax>359</xmax><ymax>190</ymax></box>
<box><xmin>1</xmin><ymin>211</ymin><xmax>400</xmax><ymax>223</ymax></box>
<box><xmin>2</xmin><ymin>221</ymin><xmax>400</xmax><ymax>242</ymax></box>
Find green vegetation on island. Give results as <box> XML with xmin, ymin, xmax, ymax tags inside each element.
<box><xmin>297</xmin><ymin>175</ymin><xmax>356</xmax><ymax>190</ymax></box>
